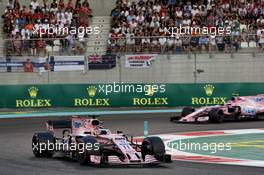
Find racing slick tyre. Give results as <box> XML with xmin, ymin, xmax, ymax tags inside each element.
<box><xmin>77</xmin><ymin>136</ymin><xmax>101</xmax><ymax>165</ymax></box>
<box><xmin>32</xmin><ymin>132</ymin><xmax>55</xmax><ymax>158</ymax></box>
<box><xmin>209</xmin><ymin>108</ymin><xmax>225</xmax><ymax>123</ymax></box>
<box><xmin>141</xmin><ymin>137</ymin><xmax>165</xmax><ymax>162</ymax></box>
<box><xmin>181</xmin><ymin>107</ymin><xmax>195</xmax><ymax>117</ymax></box>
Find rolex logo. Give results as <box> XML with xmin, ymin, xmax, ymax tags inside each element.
<box><xmin>87</xmin><ymin>86</ymin><xmax>97</xmax><ymax>97</ymax></box>
<box><xmin>204</xmin><ymin>84</ymin><xmax>214</xmax><ymax>96</ymax></box>
<box><xmin>28</xmin><ymin>87</ymin><xmax>38</xmax><ymax>98</ymax></box>
<box><xmin>145</xmin><ymin>86</ymin><xmax>155</xmax><ymax>96</ymax></box>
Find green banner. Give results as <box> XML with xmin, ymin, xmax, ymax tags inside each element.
<box><xmin>0</xmin><ymin>83</ymin><xmax>264</xmax><ymax>108</ymax></box>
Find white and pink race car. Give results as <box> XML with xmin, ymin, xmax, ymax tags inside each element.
<box><xmin>32</xmin><ymin>116</ymin><xmax>171</xmax><ymax>166</ymax></box>
<box><xmin>170</xmin><ymin>95</ymin><xmax>264</xmax><ymax>123</ymax></box>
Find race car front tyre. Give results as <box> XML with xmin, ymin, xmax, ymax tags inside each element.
<box><xmin>209</xmin><ymin>108</ymin><xmax>225</xmax><ymax>123</ymax></box>
<box><xmin>77</xmin><ymin>136</ymin><xmax>101</xmax><ymax>165</ymax></box>
<box><xmin>141</xmin><ymin>137</ymin><xmax>166</xmax><ymax>162</ymax></box>
<box><xmin>181</xmin><ymin>107</ymin><xmax>195</xmax><ymax>117</ymax></box>
<box><xmin>32</xmin><ymin>132</ymin><xmax>55</xmax><ymax>158</ymax></box>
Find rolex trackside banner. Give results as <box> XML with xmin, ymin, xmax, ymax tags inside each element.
<box><xmin>1</xmin><ymin>83</ymin><xmax>264</xmax><ymax>108</ymax></box>
<box><xmin>125</xmin><ymin>54</ymin><xmax>157</xmax><ymax>68</ymax></box>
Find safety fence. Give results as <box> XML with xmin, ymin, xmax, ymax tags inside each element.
<box><xmin>1</xmin><ymin>34</ymin><xmax>263</xmax><ymax>57</ymax></box>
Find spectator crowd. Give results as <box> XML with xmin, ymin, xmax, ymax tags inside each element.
<box><xmin>2</xmin><ymin>0</ymin><xmax>93</xmax><ymax>56</ymax></box>
<box><xmin>109</xmin><ymin>0</ymin><xmax>264</xmax><ymax>53</ymax></box>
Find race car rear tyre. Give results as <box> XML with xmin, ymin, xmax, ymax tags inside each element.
<box><xmin>209</xmin><ymin>108</ymin><xmax>224</xmax><ymax>123</ymax></box>
<box><xmin>181</xmin><ymin>107</ymin><xmax>195</xmax><ymax>117</ymax></box>
<box><xmin>77</xmin><ymin>136</ymin><xmax>101</xmax><ymax>165</ymax></box>
<box><xmin>32</xmin><ymin>132</ymin><xmax>55</xmax><ymax>158</ymax></box>
<box><xmin>141</xmin><ymin>137</ymin><xmax>165</xmax><ymax>162</ymax></box>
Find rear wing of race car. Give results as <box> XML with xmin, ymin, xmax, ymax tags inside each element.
<box><xmin>46</xmin><ymin>120</ymin><xmax>71</xmax><ymax>132</ymax></box>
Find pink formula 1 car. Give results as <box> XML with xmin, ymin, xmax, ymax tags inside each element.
<box><xmin>170</xmin><ymin>95</ymin><xmax>264</xmax><ymax>123</ymax></box>
<box><xmin>32</xmin><ymin>116</ymin><xmax>171</xmax><ymax>166</ymax></box>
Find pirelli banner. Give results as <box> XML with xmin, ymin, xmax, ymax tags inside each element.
<box><xmin>1</xmin><ymin>83</ymin><xmax>264</xmax><ymax>108</ymax></box>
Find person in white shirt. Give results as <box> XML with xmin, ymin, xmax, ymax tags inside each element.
<box><xmin>182</xmin><ymin>17</ymin><xmax>191</xmax><ymax>26</ymax></box>
<box><xmin>57</xmin><ymin>14</ymin><xmax>66</xmax><ymax>25</ymax></box>
<box><xmin>57</xmin><ymin>10</ymin><xmax>65</xmax><ymax>21</ymax></box>
<box><xmin>34</xmin><ymin>19</ymin><xmax>43</xmax><ymax>35</ymax></box>
<box><xmin>126</xmin><ymin>28</ymin><xmax>135</xmax><ymax>45</ymax></box>
<box><xmin>21</xmin><ymin>28</ymin><xmax>31</xmax><ymax>40</ymax></box>
<box><xmin>141</xmin><ymin>36</ymin><xmax>150</xmax><ymax>45</ymax></box>
<box><xmin>64</xmin><ymin>14</ymin><xmax>72</xmax><ymax>25</ymax></box>
<box><xmin>11</xmin><ymin>26</ymin><xmax>20</xmax><ymax>37</ymax></box>
<box><xmin>129</xmin><ymin>19</ymin><xmax>138</xmax><ymax>29</ymax></box>
<box><xmin>149</xmin><ymin>18</ymin><xmax>160</xmax><ymax>28</ymax></box>
<box><xmin>122</xmin><ymin>0</ymin><xmax>131</xmax><ymax>8</ymax></box>
<box><xmin>259</xmin><ymin>31</ymin><xmax>264</xmax><ymax>51</ymax></box>
<box><xmin>159</xmin><ymin>34</ymin><xmax>167</xmax><ymax>52</ymax></box>
<box><xmin>136</xmin><ymin>12</ymin><xmax>145</xmax><ymax>24</ymax></box>
<box><xmin>191</xmin><ymin>5</ymin><xmax>200</xmax><ymax>17</ymax></box>
<box><xmin>174</xmin><ymin>36</ymin><xmax>182</xmax><ymax>53</ymax></box>
<box><xmin>30</xmin><ymin>0</ymin><xmax>39</xmax><ymax>11</ymax></box>
<box><xmin>153</xmin><ymin>2</ymin><xmax>161</xmax><ymax>13</ymax></box>
<box><xmin>7</xmin><ymin>0</ymin><xmax>14</xmax><ymax>9</ymax></box>
<box><xmin>65</xmin><ymin>9</ymin><xmax>73</xmax><ymax>22</ymax></box>
<box><xmin>175</xmin><ymin>7</ymin><xmax>183</xmax><ymax>19</ymax></box>
<box><xmin>42</xmin><ymin>19</ymin><xmax>50</xmax><ymax>33</ymax></box>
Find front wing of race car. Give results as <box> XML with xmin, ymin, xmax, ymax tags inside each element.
<box><xmin>170</xmin><ymin>107</ymin><xmax>211</xmax><ymax>123</ymax></box>
<box><xmin>89</xmin><ymin>154</ymin><xmax>172</xmax><ymax>165</ymax></box>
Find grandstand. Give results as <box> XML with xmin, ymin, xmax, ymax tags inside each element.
<box><xmin>1</xmin><ymin>0</ymin><xmax>263</xmax><ymax>56</ymax></box>
<box><xmin>108</xmin><ymin>0</ymin><xmax>264</xmax><ymax>54</ymax></box>
<box><xmin>0</xmin><ymin>0</ymin><xmax>263</xmax><ymax>85</ymax></box>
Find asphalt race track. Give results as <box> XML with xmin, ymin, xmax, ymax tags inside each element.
<box><xmin>0</xmin><ymin>113</ymin><xmax>264</xmax><ymax>175</ymax></box>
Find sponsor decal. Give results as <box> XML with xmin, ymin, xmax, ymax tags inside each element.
<box><xmin>255</xmin><ymin>97</ymin><xmax>264</xmax><ymax>102</ymax></box>
<box><xmin>132</xmin><ymin>85</ymin><xmax>169</xmax><ymax>106</ymax></box>
<box><xmin>16</xmin><ymin>87</ymin><xmax>52</xmax><ymax>107</ymax></box>
<box><xmin>74</xmin><ymin>86</ymin><xmax>110</xmax><ymax>107</ymax></box>
<box><xmin>191</xmin><ymin>84</ymin><xmax>227</xmax><ymax>105</ymax></box>
<box><xmin>125</xmin><ymin>54</ymin><xmax>157</xmax><ymax>68</ymax></box>
<box><xmin>73</xmin><ymin>121</ymin><xmax>81</xmax><ymax>128</ymax></box>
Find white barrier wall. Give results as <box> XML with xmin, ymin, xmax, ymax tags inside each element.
<box><xmin>0</xmin><ymin>53</ymin><xmax>264</xmax><ymax>85</ymax></box>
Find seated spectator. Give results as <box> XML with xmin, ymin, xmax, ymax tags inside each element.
<box><xmin>182</xmin><ymin>36</ymin><xmax>190</xmax><ymax>52</ymax></box>
<box><xmin>174</xmin><ymin>36</ymin><xmax>182</xmax><ymax>54</ymax></box>
<box><xmin>36</xmin><ymin>38</ymin><xmax>46</xmax><ymax>56</ymax></box>
<box><xmin>198</xmin><ymin>35</ymin><xmax>209</xmax><ymax>52</ymax></box>
<box><xmin>224</xmin><ymin>36</ymin><xmax>232</xmax><ymax>52</ymax></box>
<box><xmin>216</xmin><ymin>36</ymin><xmax>225</xmax><ymax>52</ymax></box>
<box><xmin>167</xmin><ymin>35</ymin><xmax>175</xmax><ymax>51</ymax></box>
<box><xmin>158</xmin><ymin>33</ymin><xmax>167</xmax><ymax>52</ymax></box>
<box><xmin>209</xmin><ymin>35</ymin><xmax>217</xmax><ymax>51</ymax></box>
<box><xmin>125</xmin><ymin>28</ymin><xmax>135</xmax><ymax>48</ymax></box>
<box><xmin>259</xmin><ymin>31</ymin><xmax>264</xmax><ymax>51</ymax></box>
<box><xmin>13</xmin><ymin>32</ymin><xmax>22</xmax><ymax>55</ymax></box>
<box><xmin>141</xmin><ymin>32</ymin><xmax>151</xmax><ymax>52</ymax></box>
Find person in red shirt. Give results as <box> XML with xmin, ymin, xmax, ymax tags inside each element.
<box><xmin>21</xmin><ymin>6</ymin><xmax>28</xmax><ymax>19</ymax></box>
<box><xmin>59</xmin><ymin>0</ymin><xmax>65</xmax><ymax>10</ymax></box>
<box><xmin>24</xmin><ymin>59</ymin><xmax>34</xmax><ymax>72</ymax></box>
<box><xmin>36</xmin><ymin>39</ymin><xmax>46</xmax><ymax>56</ymax></box>
<box><xmin>66</xmin><ymin>0</ymin><xmax>74</xmax><ymax>11</ymax></box>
